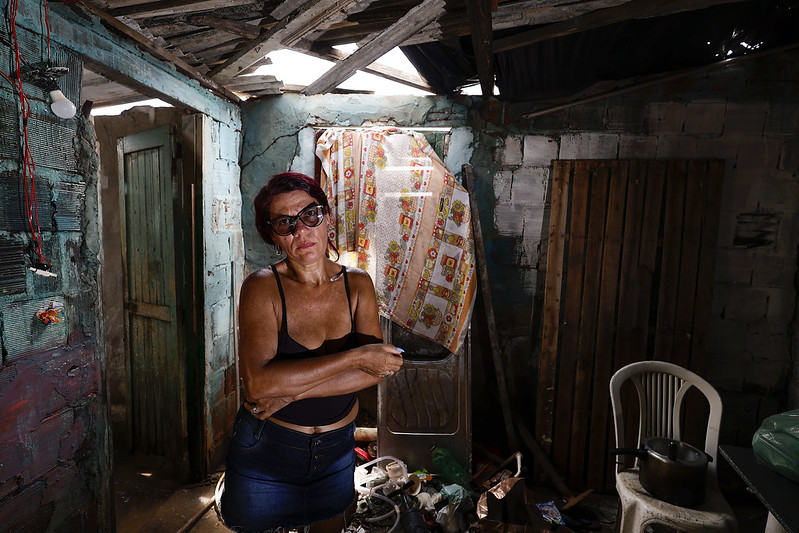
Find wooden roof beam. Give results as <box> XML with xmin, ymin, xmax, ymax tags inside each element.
<box><xmin>302</xmin><ymin>0</ymin><xmax>446</xmax><ymax>95</ymax></box>
<box><xmin>209</xmin><ymin>0</ymin><xmax>375</xmax><ymax>82</ymax></box>
<box><xmin>301</xmin><ymin>43</ymin><xmax>432</xmax><ymax>92</ymax></box>
<box><xmin>467</xmin><ymin>0</ymin><xmax>494</xmax><ymax>97</ymax></box>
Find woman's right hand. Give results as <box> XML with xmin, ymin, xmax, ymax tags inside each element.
<box><xmin>357</xmin><ymin>343</ymin><xmax>404</xmax><ymax>378</ymax></box>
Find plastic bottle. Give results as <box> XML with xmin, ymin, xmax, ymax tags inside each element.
<box><xmin>431</xmin><ymin>446</ymin><xmax>471</xmax><ymax>487</ymax></box>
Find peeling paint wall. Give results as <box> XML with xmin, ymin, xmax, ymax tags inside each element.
<box><xmin>0</xmin><ymin>23</ymin><xmax>111</xmax><ymax>533</ymax></box>
<box><xmin>241</xmin><ymin>50</ymin><xmax>798</xmax><ymax>453</ymax></box>
<box><xmin>201</xmin><ymin>115</ymin><xmax>244</xmax><ymax>470</ymax></box>
<box><xmin>1</xmin><ymin>1</ymin><xmax>242</xmax><ymax>529</ymax></box>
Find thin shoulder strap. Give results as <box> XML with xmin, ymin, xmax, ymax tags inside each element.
<box><xmin>270</xmin><ymin>264</ymin><xmax>289</xmax><ymax>335</ymax></box>
<box><xmin>341</xmin><ymin>266</ymin><xmax>355</xmax><ymax>330</ymax></box>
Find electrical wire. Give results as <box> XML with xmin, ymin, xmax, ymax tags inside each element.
<box><xmin>3</xmin><ymin>0</ymin><xmax>52</xmax><ymax>267</ymax></box>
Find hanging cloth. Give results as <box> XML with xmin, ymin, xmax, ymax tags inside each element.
<box><xmin>316</xmin><ymin>128</ymin><xmax>476</xmax><ymax>353</ymax></box>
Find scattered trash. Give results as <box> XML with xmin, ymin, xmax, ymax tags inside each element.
<box><xmin>36</xmin><ymin>300</ymin><xmax>63</xmax><ymax>324</ymax></box>
<box><xmin>535</xmin><ymin>501</ymin><xmax>565</xmax><ymax>526</ymax></box>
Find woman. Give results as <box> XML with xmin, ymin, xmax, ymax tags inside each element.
<box><xmin>221</xmin><ymin>172</ymin><xmax>404</xmax><ymax>533</ymax></box>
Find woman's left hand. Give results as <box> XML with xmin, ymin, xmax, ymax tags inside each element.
<box><xmin>245</xmin><ymin>396</ymin><xmax>291</xmax><ymax>419</ymax></box>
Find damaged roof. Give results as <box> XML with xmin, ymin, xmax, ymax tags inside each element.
<box><xmin>77</xmin><ymin>0</ymin><xmax>799</xmax><ymax>108</ymax></box>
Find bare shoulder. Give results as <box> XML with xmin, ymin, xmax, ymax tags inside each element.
<box><xmin>342</xmin><ymin>265</ymin><xmax>376</xmax><ymax>290</ymax></box>
<box><xmin>240</xmin><ymin>266</ymin><xmax>279</xmax><ymax>305</ymax></box>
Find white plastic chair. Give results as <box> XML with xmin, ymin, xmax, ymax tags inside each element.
<box><xmin>609</xmin><ymin>361</ymin><xmax>738</xmax><ymax>533</ymax></box>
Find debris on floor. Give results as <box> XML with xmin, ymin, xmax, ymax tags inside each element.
<box><xmin>346</xmin><ymin>447</ymin><xmax>616</xmax><ymax>533</ymax></box>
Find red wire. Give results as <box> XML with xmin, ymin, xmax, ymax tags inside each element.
<box><xmin>45</xmin><ymin>1</ymin><xmax>51</xmax><ymax>61</ymax></box>
<box><xmin>6</xmin><ymin>0</ymin><xmax>50</xmax><ymax>266</ymax></box>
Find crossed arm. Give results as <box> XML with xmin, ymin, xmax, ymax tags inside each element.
<box><xmin>237</xmin><ymin>267</ymin><xmax>403</xmax><ymax>419</ymax></box>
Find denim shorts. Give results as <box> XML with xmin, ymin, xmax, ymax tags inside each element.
<box><xmin>221</xmin><ymin>406</ymin><xmax>357</xmax><ymax>532</ymax></box>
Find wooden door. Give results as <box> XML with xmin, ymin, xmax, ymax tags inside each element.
<box><xmin>535</xmin><ymin>159</ymin><xmax>724</xmax><ymax>491</ymax></box>
<box><xmin>118</xmin><ymin>126</ymin><xmax>188</xmax><ymax>474</ymax></box>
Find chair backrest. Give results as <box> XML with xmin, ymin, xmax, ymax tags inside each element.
<box><xmin>609</xmin><ymin>361</ymin><xmax>722</xmax><ymax>475</ymax></box>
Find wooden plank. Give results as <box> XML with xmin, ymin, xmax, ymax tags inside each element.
<box><xmin>673</xmin><ymin>161</ymin><xmax>705</xmax><ymax>370</ymax></box>
<box><xmin>536</xmin><ymin>160</ymin><xmax>570</xmax><ymax>456</ymax></box>
<box><xmin>690</xmin><ymin>161</ymin><xmax>724</xmax><ymax>375</ymax></box>
<box><xmin>464</xmin><ymin>165</ymin><xmax>518</xmax><ymax>452</ymax></box>
<box><xmin>494</xmin><ymin>0</ymin><xmax>749</xmax><ymax>53</ymax></box>
<box><xmin>109</xmin><ymin>0</ymin><xmax>260</xmax><ymax>18</ymax></box>
<box><xmin>302</xmin><ymin>0</ymin><xmax>446</xmax><ymax>95</ymax></box>
<box><xmin>614</xmin><ymin>160</ymin><xmax>649</xmax><ymax>456</ymax></box>
<box><xmin>614</xmin><ymin>161</ymin><xmax>646</xmax><ymax>370</ymax></box>
<box><xmin>634</xmin><ymin>160</ymin><xmax>666</xmax><ymax>359</ymax></box>
<box><xmin>466</xmin><ymin>0</ymin><xmax>494</xmax><ymax>97</ymax></box>
<box><xmin>187</xmin><ymin>15</ymin><xmax>262</xmax><ymax>39</ymax></box>
<box><xmin>586</xmin><ymin>161</ymin><xmax>627</xmax><ymax>490</ymax></box>
<box><xmin>569</xmin><ymin>162</ymin><xmax>609</xmax><ymax>485</ymax></box>
<box><xmin>551</xmin><ymin>161</ymin><xmax>589</xmax><ymax>471</ymax></box>
<box><xmin>210</xmin><ymin>0</ymin><xmax>374</xmax><ymax>82</ymax></box>
<box><xmin>305</xmin><ymin>44</ymin><xmax>433</xmax><ymax>92</ymax></box>
<box><xmin>653</xmin><ymin>161</ymin><xmax>687</xmax><ymax>363</ymax></box>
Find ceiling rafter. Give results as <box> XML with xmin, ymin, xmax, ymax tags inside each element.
<box><xmin>209</xmin><ymin>0</ymin><xmax>376</xmax><ymax>82</ymax></box>
<box><xmin>302</xmin><ymin>0</ymin><xmax>446</xmax><ymax>95</ymax></box>
<box><xmin>467</xmin><ymin>0</ymin><xmax>494</xmax><ymax>97</ymax></box>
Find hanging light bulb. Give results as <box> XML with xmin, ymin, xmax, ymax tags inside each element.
<box><xmin>49</xmin><ymin>87</ymin><xmax>76</xmax><ymax>119</ymax></box>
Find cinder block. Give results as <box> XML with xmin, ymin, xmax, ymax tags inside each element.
<box><xmin>705</xmin><ymin>348</ymin><xmax>746</xmax><ymax>390</ymax></box>
<box><xmin>779</xmin><ymin>138</ymin><xmax>799</xmax><ymax>172</ymax></box>
<box><xmin>510</xmin><ymin>168</ymin><xmax>548</xmax><ymax>205</ymax></box>
<box><xmin>607</xmin><ymin>100</ymin><xmax>646</xmax><ymax>133</ymax></box>
<box><xmin>210</xmin><ymin>298</ymin><xmax>232</xmax><ymax>342</ymax></box>
<box><xmin>746</xmin><ymin>176</ymin><xmax>799</xmax><ymax>212</ymax></box>
<box><xmin>569</xmin><ymin>102</ymin><xmax>606</xmax><ymax>130</ymax></box>
<box><xmin>765</xmin><ymin>287</ymin><xmax>797</xmax><ymax>324</ymax></box>
<box><xmin>522</xmin><ymin>135</ymin><xmax>558</xmax><ymax>167</ymax></box>
<box><xmin>713</xmin><ymin>248</ymin><xmax>753</xmax><ymax>285</ymax></box>
<box><xmin>763</xmin><ymin>102</ymin><xmax>799</xmax><ymax>135</ymax></box>
<box><xmin>724</xmin><ymin>102</ymin><xmax>767</xmax><ymax>135</ymax></box>
<box><xmin>502</xmin><ymin>135</ymin><xmax>523</xmax><ymax>166</ymax></box>
<box><xmin>558</xmin><ymin>133</ymin><xmax>618</xmax><ymax>159</ymax></box>
<box><xmin>695</xmin><ymin>137</ymin><xmax>740</xmax><ymax>163</ymax></box>
<box><xmin>493</xmin><ymin>202</ymin><xmax>525</xmax><ymax>236</ymax></box>
<box><xmin>751</xmin><ymin>254</ymin><xmax>796</xmax><ymax>287</ymax></box>
<box><xmin>736</xmin><ymin>137</ymin><xmax>782</xmax><ymax>170</ymax></box>
<box><xmin>744</xmin><ymin>358</ymin><xmax>788</xmax><ymax>390</ymax></box>
<box><xmin>714</xmin><ymin>285</ymin><xmax>769</xmax><ymax>322</ymax></box>
<box><xmin>719</xmin><ymin>169</ymin><xmax>754</xmax><ymax>212</ymax></box>
<box><xmin>645</xmin><ymin>102</ymin><xmax>685</xmax><ymax>134</ymax></box>
<box><xmin>744</xmin><ymin>323</ymin><xmax>790</xmax><ymax>359</ymax></box>
<box><xmin>655</xmin><ymin>135</ymin><xmax>698</xmax><ymax>158</ymax></box>
<box><xmin>25</xmin><ymin>410</ymin><xmax>73</xmax><ymax>483</ymax></box>
<box><xmin>684</xmin><ymin>101</ymin><xmax>726</xmax><ymax>136</ymax></box>
<box><xmin>618</xmin><ymin>135</ymin><xmax>657</xmax><ymax>158</ymax></box>
<box><xmin>1</xmin><ymin>298</ymin><xmax>68</xmax><ymax>360</ymax></box>
<box><xmin>493</xmin><ymin>169</ymin><xmax>513</xmax><ymax>204</ymax></box>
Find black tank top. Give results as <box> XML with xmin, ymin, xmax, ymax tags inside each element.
<box><xmin>269</xmin><ymin>264</ymin><xmax>359</xmax><ymax>426</ymax></box>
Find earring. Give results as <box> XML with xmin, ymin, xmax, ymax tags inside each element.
<box><xmin>275</xmin><ymin>245</ymin><xmax>283</xmax><ymax>257</ymax></box>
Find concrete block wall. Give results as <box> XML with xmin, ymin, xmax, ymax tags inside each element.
<box><xmin>202</xmin><ymin>116</ymin><xmax>244</xmax><ymax>469</ymax></box>
<box><xmin>486</xmin><ymin>50</ymin><xmax>799</xmax><ymax>445</ymax></box>
<box><xmin>240</xmin><ymin>51</ymin><xmax>797</xmax><ymax>453</ymax></box>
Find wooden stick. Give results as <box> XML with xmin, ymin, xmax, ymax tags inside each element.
<box><xmin>464</xmin><ymin>164</ymin><xmax>518</xmax><ymax>452</ymax></box>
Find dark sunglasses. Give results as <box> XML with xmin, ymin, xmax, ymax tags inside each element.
<box><xmin>267</xmin><ymin>203</ymin><xmax>326</xmax><ymax>236</ymax></box>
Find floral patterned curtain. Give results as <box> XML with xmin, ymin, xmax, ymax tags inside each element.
<box><xmin>316</xmin><ymin>128</ymin><xmax>476</xmax><ymax>353</ymax></box>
